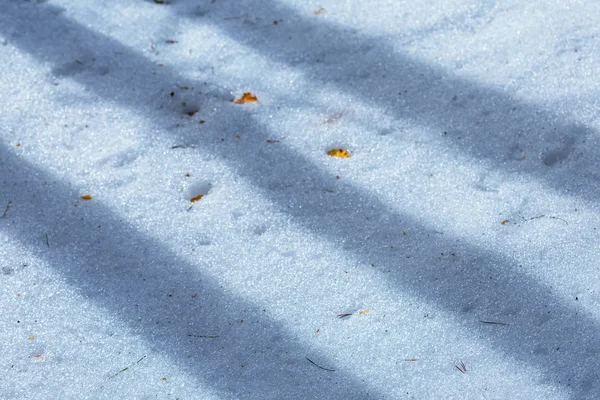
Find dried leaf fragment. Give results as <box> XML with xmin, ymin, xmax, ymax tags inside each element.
<box><xmin>234</xmin><ymin>92</ymin><xmax>258</xmax><ymax>104</ymax></box>
<box><xmin>358</xmin><ymin>309</ymin><xmax>370</xmax><ymax>315</ymax></box>
<box><xmin>500</xmin><ymin>219</ymin><xmax>509</xmax><ymax>225</ymax></box>
<box><xmin>190</xmin><ymin>194</ymin><xmax>204</xmax><ymax>203</ymax></box>
<box><xmin>327</xmin><ymin>148</ymin><xmax>351</xmax><ymax>158</ymax></box>
<box><xmin>80</xmin><ymin>194</ymin><xmax>93</xmax><ymax>200</ymax></box>
<box><xmin>314</xmin><ymin>7</ymin><xmax>325</xmax><ymax>15</ymax></box>
<box><xmin>325</xmin><ymin>112</ymin><xmax>344</xmax><ymax>124</ymax></box>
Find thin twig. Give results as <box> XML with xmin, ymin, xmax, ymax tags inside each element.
<box><xmin>306</xmin><ymin>357</ymin><xmax>335</xmax><ymax>372</ymax></box>
<box><xmin>187</xmin><ymin>334</ymin><xmax>219</xmax><ymax>338</ymax></box>
<box><xmin>523</xmin><ymin>214</ymin><xmax>568</xmax><ymax>225</ymax></box>
<box><xmin>171</xmin><ymin>144</ymin><xmax>197</xmax><ymax>149</ymax></box>
<box><xmin>1</xmin><ymin>201</ymin><xmax>12</xmax><ymax>218</ymax></box>
<box><xmin>337</xmin><ymin>313</ymin><xmax>352</xmax><ymax>318</ymax></box>
<box><xmin>110</xmin><ymin>355</ymin><xmax>146</xmax><ymax>379</ymax></box>
<box><xmin>455</xmin><ymin>362</ymin><xmax>467</xmax><ymax>374</ymax></box>
<box><xmin>45</xmin><ymin>233</ymin><xmax>50</xmax><ymax>248</ymax></box>
<box><xmin>479</xmin><ymin>320</ymin><xmax>509</xmax><ymax>326</ymax></box>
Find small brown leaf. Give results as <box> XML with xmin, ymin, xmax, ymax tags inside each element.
<box><xmin>234</xmin><ymin>92</ymin><xmax>258</xmax><ymax>104</ymax></box>
<box><xmin>327</xmin><ymin>149</ymin><xmax>351</xmax><ymax>158</ymax></box>
<box><xmin>501</xmin><ymin>219</ymin><xmax>509</xmax><ymax>225</ymax></box>
<box><xmin>190</xmin><ymin>194</ymin><xmax>203</xmax><ymax>203</ymax></box>
<box><xmin>80</xmin><ymin>194</ymin><xmax>93</xmax><ymax>200</ymax></box>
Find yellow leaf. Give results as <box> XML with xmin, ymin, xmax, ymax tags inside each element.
<box><xmin>358</xmin><ymin>309</ymin><xmax>370</xmax><ymax>315</ymax></box>
<box><xmin>327</xmin><ymin>149</ymin><xmax>351</xmax><ymax>158</ymax></box>
<box><xmin>234</xmin><ymin>92</ymin><xmax>258</xmax><ymax>104</ymax></box>
<box><xmin>80</xmin><ymin>194</ymin><xmax>93</xmax><ymax>200</ymax></box>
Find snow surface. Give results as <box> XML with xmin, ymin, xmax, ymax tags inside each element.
<box><xmin>1</xmin><ymin>0</ymin><xmax>600</xmax><ymax>399</ymax></box>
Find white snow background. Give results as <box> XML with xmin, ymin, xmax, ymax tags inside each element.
<box><xmin>1</xmin><ymin>0</ymin><xmax>600</xmax><ymax>399</ymax></box>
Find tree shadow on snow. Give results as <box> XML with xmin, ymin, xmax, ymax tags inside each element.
<box><xmin>1</xmin><ymin>1</ymin><xmax>600</xmax><ymax>398</ymax></box>
<box><xmin>0</xmin><ymin>150</ymin><xmax>378</xmax><ymax>400</ymax></box>
<box><xmin>0</xmin><ymin>6</ymin><xmax>382</xmax><ymax>399</ymax></box>
<box><xmin>179</xmin><ymin>0</ymin><xmax>600</xmax><ymax>203</ymax></box>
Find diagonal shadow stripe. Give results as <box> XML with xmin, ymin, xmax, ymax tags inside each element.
<box><xmin>0</xmin><ymin>140</ymin><xmax>379</xmax><ymax>399</ymax></box>
<box><xmin>179</xmin><ymin>0</ymin><xmax>600</xmax><ymax>204</ymax></box>
<box><xmin>2</xmin><ymin>2</ymin><xmax>600</xmax><ymax>398</ymax></box>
